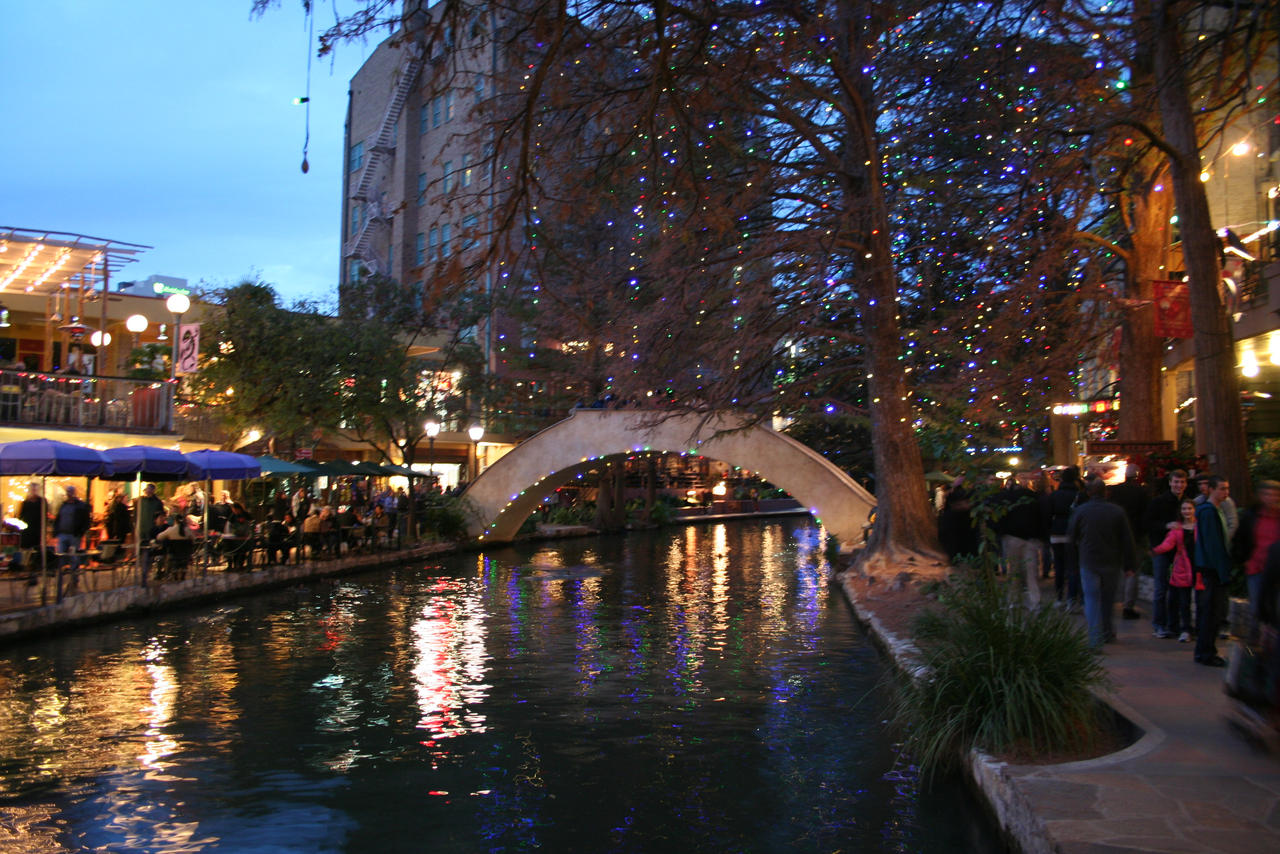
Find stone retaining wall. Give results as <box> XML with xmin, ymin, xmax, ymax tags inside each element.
<box><xmin>838</xmin><ymin>573</ymin><xmax>1060</xmax><ymax>854</ymax></box>
<box><xmin>0</xmin><ymin>543</ymin><xmax>457</xmax><ymax>644</ymax></box>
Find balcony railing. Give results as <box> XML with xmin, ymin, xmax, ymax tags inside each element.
<box><xmin>0</xmin><ymin>370</ymin><xmax>176</xmax><ymax>434</ymax></box>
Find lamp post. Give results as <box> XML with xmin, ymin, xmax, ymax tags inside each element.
<box><xmin>424</xmin><ymin>419</ymin><xmax>440</xmax><ymax>486</ymax></box>
<box><xmin>467</xmin><ymin>423</ymin><xmax>485</xmax><ymax>482</ymax></box>
<box><xmin>165</xmin><ymin>293</ymin><xmax>190</xmax><ymax>380</ymax></box>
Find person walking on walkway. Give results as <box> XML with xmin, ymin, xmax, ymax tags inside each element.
<box><xmin>1046</xmin><ymin>466</ymin><xmax>1083</xmax><ymax>607</ymax></box>
<box><xmin>1067</xmin><ymin>477</ymin><xmax>1138</xmax><ymax>647</ymax></box>
<box><xmin>994</xmin><ymin>475</ymin><xmax>1047</xmax><ymax>607</ymax></box>
<box><xmin>1109</xmin><ymin>465</ymin><xmax>1149</xmax><ymax>620</ymax></box>
<box><xmin>1152</xmin><ymin>498</ymin><xmax>1197</xmax><ymax>643</ymax></box>
<box><xmin>53</xmin><ymin>485</ymin><xmax>91</xmax><ymax>592</ymax></box>
<box><xmin>1144</xmin><ymin>469</ymin><xmax>1189</xmax><ymax>638</ymax></box>
<box><xmin>1233</xmin><ymin>480</ymin><xmax>1280</xmax><ymax>614</ymax></box>
<box><xmin>1193</xmin><ymin>476</ymin><xmax>1234</xmax><ymax>667</ymax></box>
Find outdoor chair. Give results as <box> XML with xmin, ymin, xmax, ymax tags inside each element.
<box><xmin>155</xmin><ymin>539</ymin><xmax>194</xmax><ymax>581</ymax></box>
<box><xmin>85</xmin><ymin>539</ymin><xmax>125</xmax><ymax>591</ymax></box>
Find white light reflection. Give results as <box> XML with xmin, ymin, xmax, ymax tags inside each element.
<box><xmin>140</xmin><ymin>639</ymin><xmax>179</xmax><ymax>770</ymax></box>
<box><xmin>709</xmin><ymin>524</ymin><xmax>730</xmax><ymax>650</ymax></box>
<box><xmin>572</xmin><ymin>577</ymin><xmax>605</xmax><ymax>691</ymax></box>
<box><xmin>760</xmin><ymin>523</ymin><xmax>786</xmax><ymax>626</ymax></box>
<box><xmin>411</xmin><ymin>579</ymin><xmax>491</xmax><ymax>749</ymax></box>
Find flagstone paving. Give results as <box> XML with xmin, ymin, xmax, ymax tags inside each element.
<box><xmin>844</xmin><ymin>577</ymin><xmax>1280</xmax><ymax>853</ymax></box>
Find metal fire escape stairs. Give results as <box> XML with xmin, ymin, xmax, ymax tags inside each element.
<box><xmin>345</xmin><ymin>44</ymin><xmax>423</xmax><ymax>267</ymax></box>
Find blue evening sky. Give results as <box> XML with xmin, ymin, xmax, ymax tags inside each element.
<box><xmin>1</xmin><ymin>0</ymin><xmax>376</xmax><ymax>304</ymax></box>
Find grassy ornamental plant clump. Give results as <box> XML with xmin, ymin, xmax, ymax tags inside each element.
<box><xmin>418</xmin><ymin>495</ymin><xmax>476</xmax><ymax>542</ymax></box>
<box><xmin>891</xmin><ymin>561</ymin><xmax>1112</xmax><ymax>775</ymax></box>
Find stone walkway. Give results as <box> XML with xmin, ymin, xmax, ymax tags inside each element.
<box><xmin>844</xmin><ymin>579</ymin><xmax>1280</xmax><ymax>853</ymax></box>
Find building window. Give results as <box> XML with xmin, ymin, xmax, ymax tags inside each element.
<box><xmin>474</xmin><ymin>75</ymin><xmax>485</xmax><ymax>103</ymax></box>
<box><xmin>461</xmin><ymin>154</ymin><xmax>473</xmax><ymax>187</ymax></box>
<box><xmin>431</xmin><ymin>96</ymin><xmax>442</xmax><ymax>128</ymax></box>
<box><xmin>415</xmin><ymin>233</ymin><xmax>426</xmax><ymax>266</ymax></box>
<box><xmin>441</xmin><ymin>223</ymin><xmax>452</xmax><ymax>257</ymax></box>
<box><xmin>350</xmin><ymin>203</ymin><xmax>363</xmax><ymax>234</ymax></box>
<box><xmin>349</xmin><ymin>141</ymin><xmax>364</xmax><ymax>172</ymax></box>
<box><xmin>428</xmin><ymin>226</ymin><xmax>440</xmax><ymax>261</ymax></box>
<box><xmin>419</xmin><ymin>104</ymin><xmax>429</xmax><ymax>135</ymax></box>
<box><xmin>444</xmin><ymin>91</ymin><xmax>455</xmax><ymax>122</ymax></box>
<box><xmin>348</xmin><ymin>259</ymin><xmax>363</xmax><ymax>282</ymax></box>
<box><xmin>417</xmin><ymin>172</ymin><xmax>427</xmax><ymax>204</ymax></box>
<box><xmin>442</xmin><ymin>161</ymin><xmax>453</xmax><ymax>193</ymax></box>
<box><xmin>462</xmin><ymin>214</ymin><xmax>479</xmax><ymax>250</ymax></box>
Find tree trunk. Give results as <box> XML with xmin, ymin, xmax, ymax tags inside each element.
<box><xmin>1117</xmin><ymin>168</ymin><xmax>1174</xmax><ymax>442</ymax></box>
<box><xmin>1149</xmin><ymin>0</ymin><xmax>1249</xmax><ymax>500</ymax></box>
<box><xmin>840</xmin><ymin>0</ymin><xmax>941</xmax><ymax>568</ymax></box>
<box><xmin>403</xmin><ymin>446</ymin><xmax>418</xmax><ymax>543</ymax></box>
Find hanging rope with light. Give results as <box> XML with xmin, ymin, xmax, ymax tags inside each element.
<box><xmin>298</xmin><ymin>7</ymin><xmax>314</xmax><ymax>173</ymax></box>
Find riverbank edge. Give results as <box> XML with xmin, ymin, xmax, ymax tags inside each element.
<box><xmin>0</xmin><ymin>509</ymin><xmax>816</xmax><ymax>645</ymax></box>
<box><xmin>0</xmin><ymin>540</ymin><xmax>473</xmax><ymax>644</ymax></box>
<box><xmin>835</xmin><ymin>572</ymin><xmax>1161</xmax><ymax>854</ymax></box>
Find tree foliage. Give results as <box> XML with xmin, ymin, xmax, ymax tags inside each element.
<box><xmin>252</xmin><ymin>0</ymin><xmax>1274</xmax><ymax>552</ymax></box>
<box><xmin>188</xmin><ymin>276</ymin><xmax>482</xmax><ymax>464</ymax></box>
<box><xmin>186</xmin><ymin>280</ymin><xmax>338</xmax><ymax>447</ymax></box>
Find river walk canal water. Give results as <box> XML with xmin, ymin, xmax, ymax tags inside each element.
<box><xmin>0</xmin><ymin>518</ymin><xmax>1001</xmax><ymax>852</ymax></box>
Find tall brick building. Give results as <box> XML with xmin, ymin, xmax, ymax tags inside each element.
<box><xmin>340</xmin><ymin>3</ymin><xmax>513</xmax><ymax>370</ymax></box>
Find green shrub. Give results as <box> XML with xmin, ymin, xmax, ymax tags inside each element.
<box><xmin>548</xmin><ymin>502</ymin><xmax>595</xmax><ymax>526</ymax></box>
<box><xmin>419</xmin><ymin>496</ymin><xmax>475</xmax><ymax>541</ymax></box>
<box><xmin>1250</xmin><ymin>438</ymin><xmax>1280</xmax><ymax>484</ymax></box>
<box><xmin>889</xmin><ymin>561</ymin><xmax>1111</xmax><ymax>776</ymax></box>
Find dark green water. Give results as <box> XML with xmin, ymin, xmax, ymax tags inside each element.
<box><xmin>0</xmin><ymin>519</ymin><xmax>1002</xmax><ymax>852</ymax></box>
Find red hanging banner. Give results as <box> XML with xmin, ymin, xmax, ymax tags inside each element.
<box><xmin>1153</xmin><ymin>280</ymin><xmax>1192</xmax><ymax>338</ymax></box>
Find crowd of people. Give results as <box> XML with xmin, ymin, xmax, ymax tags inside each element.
<box><xmin>936</xmin><ymin>465</ymin><xmax>1280</xmax><ymax>677</ymax></box>
<box><xmin>7</xmin><ymin>475</ymin><xmax>447</xmax><ymax>588</ymax></box>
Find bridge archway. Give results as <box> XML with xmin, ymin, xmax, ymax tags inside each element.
<box><xmin>463</xmin><ymin>410</ymin><xmax>876</xmax><ymax>545</ymax></box>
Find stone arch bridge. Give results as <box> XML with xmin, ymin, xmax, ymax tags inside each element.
<box><xmin>463</xmin><ymin>410</ymin><xmax>876</xmax><ymax>545</ymax></box>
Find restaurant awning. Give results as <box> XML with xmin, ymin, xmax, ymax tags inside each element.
<box><xmin>0</xmin><ymin>227</ymin><xmax>150</xmax><ymax>295</ymax></box>
<box><xmin>255</xmin><ymin>455</ymin><xmax>322</xmax><ymax>475</ymax></box>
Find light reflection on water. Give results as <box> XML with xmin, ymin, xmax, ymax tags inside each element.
<box><xmin>0</xmin><ymin>518</ymin><xmax>999</xmax><ymax>853</ymax></box>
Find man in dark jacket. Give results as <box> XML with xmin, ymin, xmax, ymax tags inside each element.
<box><xmin>1046</xmin><ymin>466</ymin><xmax>1083</xmax><ymax>606</ymax></box>
<box><xmin>1193</xmin><ymin>476</ymin><xmax>1234</xmax><ymax>667</ymax></box>
<box><xmin>1108</xmin><ymin>465</ymin><xmax>1149</xmax><ymax>620</ymax></box>
<box><xmin>994</xmin><ymin>476</ymin><xmax>1047</xmax><ymax>608</ymax></box>
<box><xmin>136</xmin><ymin>483</ymin><xmax>165</xmax><ymax>542</ymax></box>
<box><xmin>1067</xmin><ymin>478</ymin><xmax>1138</xmax><ymax>647</ymax></box>
<box><xmin>1143</xmin><ymin>469</ymin><xmax>1188</xmax><ymax>638</ymax></box>
<box><xmin>53</xmin><ymin>485</ymin><xmax>92</xmax><ymax>591</ymax></box>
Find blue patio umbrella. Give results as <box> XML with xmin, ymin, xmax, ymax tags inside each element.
<box><xmin>0</xmin><ymin>438</ymin><xmax>114</xmax><ymax>478</ymax></box>
<box><xmin>0</xmin><ymin>439</ymin><xmax>113</xmax><ymax>603</ymax></box>
<box><xmin>183</xmin><ymin>450</ymin><xmax>261</xmax><ymax>575</ymax></box>
<box><xmin>102</xmin><ymin>445</ymin><xmax>194</xmax><ymax>577</ymax></box>
<box><xmin>184</xmin><ymin>450</ymin><xmax>262</xmax><ymax>481</ymax></box>
<box><xmin>103</xmin><ymin>445</ymin><xmax>192</xmax><ymax>482</ymax></box>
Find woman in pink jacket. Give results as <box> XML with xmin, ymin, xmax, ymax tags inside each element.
<box><xmin>1153</xmin><ymin>499</ymin><xmax>1197</xmax><ymax>643</ymax></box>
